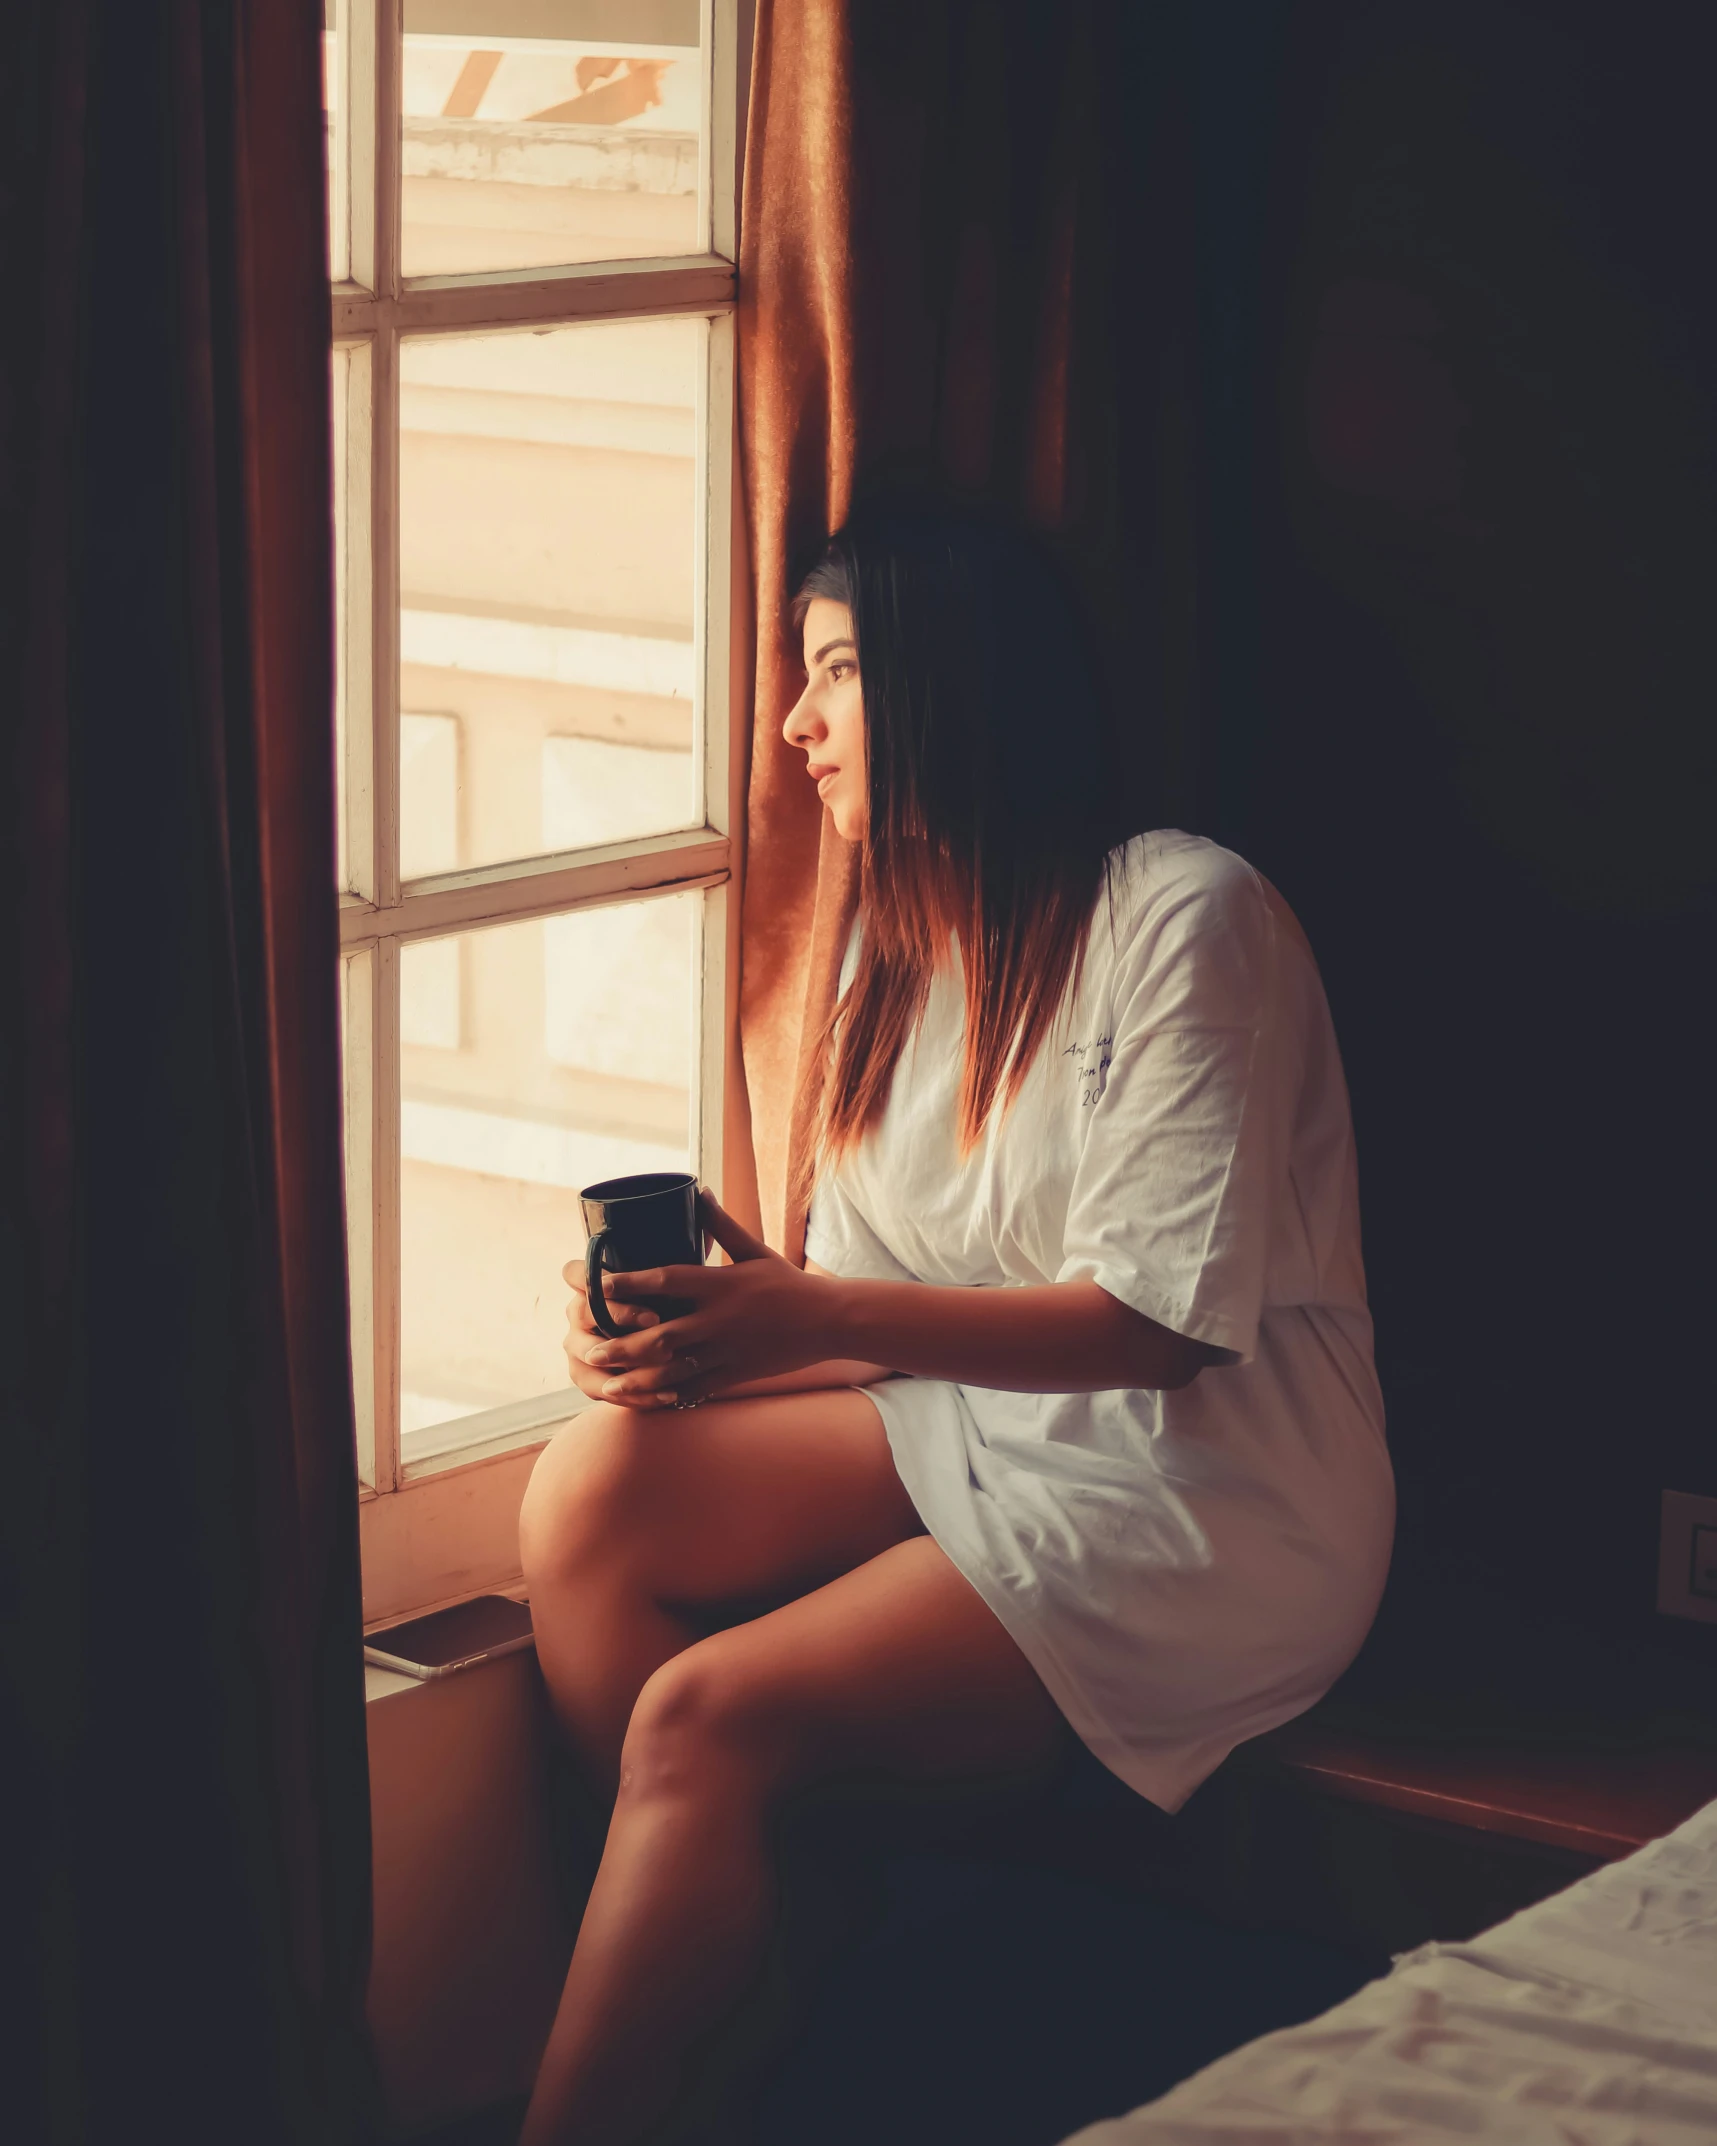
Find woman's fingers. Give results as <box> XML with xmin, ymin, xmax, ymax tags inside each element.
<box><xmin>582</xmin><ymin>1314</ymin><xmax>703</xmax><ymax>1372</ymax></box>
<box><xmin>563</xmin><ymin>1301</ymin><xmax>657</xmax><ymax>1357</ymax></box>
<box><xmin>577</xmin><ymin>1311</ymin><xmax>719</xmax><ymax>1400</ymax></box>
<box><xmin>560</xmin><ymin>1258</ymin><xmax>659</xmax><ymax>1334</ymax></box>
<box><xmin>596</xmin><ymin>1349</ymin><xmax>723</xmax><ymax>1401</ymax></box>
<box><xmin>562</xmin><ymin>1330</ymin><xmax>682</xmax><ymax>1408</ymax></box>
<box><xmin>602</xmin><ymin>1263</ymin><xmax>717</xmax><ymax>1306</ymax></box>
<box><xmin>696</xmin><ymin>1187</ymin><xmax>771</xmax><ymax>1265</ymax></box>
<box><xmin>561</xmin><ymin>1297</ymin><xmax>666</xmax><ymax>1404</ymax></box>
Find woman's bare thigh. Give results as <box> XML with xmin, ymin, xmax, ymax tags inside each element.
<box><xmin>520</xmin><ymin>1385</ymin><xmax>924</xmax><ymax>1616</ymax></box>
<box><xmin>629</xmin><ymin>1533</ymin><xmax>1074</xmax><ymax>1798</ymax></box>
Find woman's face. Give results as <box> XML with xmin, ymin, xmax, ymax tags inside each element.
<box><xmin>783</xmin><ymin>597</ymin><xmax>867</xmax><ymax>842</ymax></box>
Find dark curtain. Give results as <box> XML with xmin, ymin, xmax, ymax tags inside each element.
<box><xmin>2</xmin><ymin>4</ymin><xmax>377</xmax><ymax>2141</ymax></box>
<box><xmin>739</xmin><ymin>0</ymin><xmax>1716</xmax><ymax>1688</ymax></box>
<box><xmin>1210</xmin><ymin>0</ymin><xmax>1717</xmax><ymax>1686</ymax></box>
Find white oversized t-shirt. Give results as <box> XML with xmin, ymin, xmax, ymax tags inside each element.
<box><xmin>805</xmin><ymin>831</ymin><xmax>1394</xmax><ymax>1812</ymax></box>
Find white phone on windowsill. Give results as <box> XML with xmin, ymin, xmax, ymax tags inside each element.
<box><xmin>364</xmin><ymin>1593</ymin><xmax>536</xmax><ymax>1680</ymax></box>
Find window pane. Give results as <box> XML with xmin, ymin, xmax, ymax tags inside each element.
<box><xmin>324</xmin><ymin>0</ymin><xmax>348</xmax><ymax>281</ymax></box>
<box><xmin>401</xmin><ymin>0</ymin><xmax>705</xmax><ymax>279</ymax></box>
<box><xmin>402</xmin><ymin>934</ymin><xmax>462</xmax><ymax>1049</ymax></box>
<box><xmin>399</xmin><ymin>891</ymin><xmax>698</xmax><ymax>1455</ymax></box>
<box><xmin>401</xmin><ymin>710</ymin><xmax>461</xmax><ymax>878</ymax></box>
<box><xmin>399</xmin><ymin>317</ymin><xmax>700</xmax><ymax>877</ymax></box>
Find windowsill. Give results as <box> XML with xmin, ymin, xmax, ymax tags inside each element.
<box><xmin>401</xmin><ymin>1388</ymin><xmax>590</xmax><ymax>1477</ymax></box>
<box><xmin>364</xmin><ymin>1625</ymin><xmax>569</xmax><ymax>2135</ymax></box>
<box><xmin>361</xmin><ymin>1457</ymin><xmax>542</xmax><ymax>1628</ymax></box>
<box><xmin>366</xmin><ymin>1663</ymin><xmax>424</xmax><ymax>1703</ymax></box>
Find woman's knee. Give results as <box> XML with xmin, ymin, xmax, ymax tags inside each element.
<box><xmin>519</xmin><ymin>1404</ymin><xmax>658</xmax><ymax>1594</ymax></box>
<box><xmin>618</xmin><ymin>1642</ymin><xmax>799</xmax><ymax>1807</ymax></box>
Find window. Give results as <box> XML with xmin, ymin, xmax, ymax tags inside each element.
<box><xmin>326</xmin><ymin>0</ymin><xmax>740</xmax><ymax>1621</ymax></box>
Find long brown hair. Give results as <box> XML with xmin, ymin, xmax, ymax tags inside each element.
<box><xmin>795</xmin><ymin>502</ymin><xmax>1132</xmax><ymax>1168</ymax></box>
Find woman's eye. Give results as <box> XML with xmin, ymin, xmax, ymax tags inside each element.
<box><xmin>829</xmin><ymin>662</ymin><xmax>855</xmax><ymax>681</ymax></box>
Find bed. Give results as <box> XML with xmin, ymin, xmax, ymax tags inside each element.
<box><xmin>1059</xmin><ymin>1792</ymin><xmax>1717</xmax><ymax>2145</ymax></box>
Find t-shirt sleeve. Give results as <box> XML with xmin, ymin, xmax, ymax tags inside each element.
<box><xmin>804</xmin><ymin>1168</ymin><xmax>917</xmax><ymax>1282</ymax></box>
<box><xmin>1056</xmin><ymin>858</ymin><xmax>1283</xmax><ymax>1364</ymax></box>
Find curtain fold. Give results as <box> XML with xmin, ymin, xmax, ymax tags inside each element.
<box><xmin>2</xmin><ymin>3</ymin><xmax>376</xmax><ymax>2139</ymax></box>
<box><xmin>735</xmin><ymin>0</ymin><xmax>861</xmax><ymax>1257</ymax></box>
<box><xmin>736</xmin><ymin>0</ymin><xmax>1212</xmax><ymax>1252</ymax></box>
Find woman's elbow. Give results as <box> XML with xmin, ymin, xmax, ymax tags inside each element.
<box><xmin>1125</xmin><ymin>1311</ymin><xmax>1222</xmax><ymax>1391</ymax></box>
<box><xmin>1088</xmin><ymin>1286</ymin><xmax>1219</xmax><ymax>1392</ymax></box>
<box><xmin>1150</xmin><ymin>1343</ymin><xmax>1213</xmax><ymax>1390</ymax></box>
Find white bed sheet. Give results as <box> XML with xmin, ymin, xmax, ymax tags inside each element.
<box><xmin>1059</xmin><ymin>1796</ymin><xmax>1717</xmax><ymax>2146</ymax></box>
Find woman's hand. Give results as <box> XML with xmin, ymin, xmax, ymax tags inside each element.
<box><xmin>563</xmin><ymin>1189</ymin><xmax>1219</xmax><ymax>1410</ymax></box>
<box><xmin>561</xmin><ymin>1247</ymin><xmax>677</xmax><ymax>1410</ymax></box>
<box><xmin>569</xmin><ymin>1192</ymin><xmax>840</xmax><ymax>1408</ymax></box>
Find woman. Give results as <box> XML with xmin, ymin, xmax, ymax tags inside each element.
<box><xmin>517</xmin><ymin>504</ymin><xmax>1394</xmax><ymax>2146</ymax></box>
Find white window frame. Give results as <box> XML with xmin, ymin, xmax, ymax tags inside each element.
<box><xmin>329</xmin><ymin>0</ymin><xmax>744</xmax><ymax>1625</ymax></box>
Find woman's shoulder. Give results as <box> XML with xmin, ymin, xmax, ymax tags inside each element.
<box><xmin>1088</xmin><ymin>833</ymin><xmax>1287</xmax><ymax>1022</ymax></box>
<box><xmin>1102</xmin><ymin>830</ymin><xmax>1270</xmax><ymax>935</ymax></box>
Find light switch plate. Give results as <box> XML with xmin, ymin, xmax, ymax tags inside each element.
<box><xmin>1658</xmin><ymin>1489</ymin><xmax>1717</xmax><ymax>1625</ymax></box>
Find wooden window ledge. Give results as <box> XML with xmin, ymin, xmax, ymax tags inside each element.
<box><xmin>1244</xmin><ymin>1715</ymin><xmax>1717</xmax><ymax>1863</ymax></box>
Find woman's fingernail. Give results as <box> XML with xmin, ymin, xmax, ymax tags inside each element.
<box><xmin>586</xmin><ymin>1346</ymin><xmax>610</xmax><ymax>1366</ymax></box>
<box><xmin>602</xmin><ymin>1378</ymin><xmax>625</xmax><ymax>1397</ymax></box>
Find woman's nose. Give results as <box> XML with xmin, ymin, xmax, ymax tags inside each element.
<box><xmin>782</xmin><ymin>686</ymin><xmax>822</xmax><ymax>749</ymax></box>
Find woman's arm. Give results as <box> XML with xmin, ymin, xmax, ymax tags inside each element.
<box><xmin>812</xmin><ymin>1274</ymin><xmax>1215</xmax><ymax>1394</ymax></box>
<box><xmin>587</xmin><ymin>1198</ymin><xmax>1220</xmax><ymax>1405</ymax></box>
<box><xmin>704</xmin><ymin>1360</ymin><xmax>896</xmax><ymax>1400</ymax></box>
<box><xmin>704</xmin><ymin>1263</ymin><xmax>896</xmax><ymax>1399</ymax></box>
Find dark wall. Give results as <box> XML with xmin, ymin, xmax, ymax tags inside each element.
<box><xmin>1128</xmin><ymin>1</ymin><xmax>1715</xmax><ymax>1690</ymax></box>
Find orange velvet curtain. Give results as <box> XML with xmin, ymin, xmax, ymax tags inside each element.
<box><xmin>738</xmin><ymin>0</ymin><xmax>1146</xmax><ymax>1253</ymax></box>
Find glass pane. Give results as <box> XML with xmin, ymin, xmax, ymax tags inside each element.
<box><xmin>399</xmin><ymin>317</ymin><xmax>700</xmax><ymax>878</ymax></box>
<box><xmin>398</xmin><ymin>890</ymin><xmax>698</xmax><ymax>1455</ymax></box>
<box><xmin>401</xmin><ymin>711</ymin><xmax>461</xmax><ymax>878</ymax></box>
<box><xmin>401</xmin><ymin>0</ymin><xmax>705</xmax><ymax>279</ymax></box>
<box><xmin>402</xmin><ymin>932</ymin><xmax>462</xmax><ymax>1048</ymax></box>
<box><xmin>324</xmin><ymin>0</ymin><xmax>348</xmax><ymax>282</ymax></box>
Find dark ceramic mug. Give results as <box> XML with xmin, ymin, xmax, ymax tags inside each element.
<box><xmin>579</xmin><ymin>1170</ymin><xmax>701</xmax><ymax>1341</ymax></box>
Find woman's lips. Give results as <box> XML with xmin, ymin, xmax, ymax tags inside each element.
<box><xmin>814</xmin><ymin>770</ymin><xmax>838</xmax><ymax>798</ymax></box>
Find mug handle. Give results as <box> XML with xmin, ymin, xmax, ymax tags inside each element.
<box><xmin>585</xmin><ymin>1229</ymin><xmax>625</xmax><ymax>1340</ymax></box>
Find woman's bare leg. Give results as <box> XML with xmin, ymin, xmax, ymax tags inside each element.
<box><xmin>518</xmin><ymin>1387</ymin><xmax>924</xmax><ymax>1794</ymax></box>
<box><xmin>516</xmin><ymin>1530</ymin><xmax>1071</xmax><ymax>2146</ymax></box>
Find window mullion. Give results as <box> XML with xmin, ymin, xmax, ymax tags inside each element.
<box><xmin>341</xmin><ymin>945</ymin><xmax>377</xmax><ymax>1490</ymax></box>
<box><xmin>372</xmin><ymin>0</ymin><xmax>400</xmax><ymax>304</ymax></box>
<box><xmin>696</xmin><ymin>885</ymin><xmax>728</xmax><ymax>1201</ymax></box>
<box><xmin>338</xmin><ymin>832</ymin><xmax>731</xmax><ymax>950</ymax></box>
<box><xmin>371</xmin><ymin>937</ymin><xmax>402</xmax><ymax>1494</ymax></box>
<box><xmin>708</xmin><ymin>0</ymin><xmax>740</xmax><ymax>265</ymax></box>
<box><xmin>372</xmin><ymin>324</ymin><xmax>400</xmax><ymax>914</ymax></box>
<box><xmin>345</xmin><ymin>0</ymin><xmax>377</xmax><ymax>294</ymax></box>
<box><xmin>334</xmin><ymin>341</ymin><xmax>375</xmax><ymax>901</ymax></box>
<box><xmin>702</xmin><ymin>314</ymin><xmax>734</xmax><ymax>841</ymax></box>
<box><xmin>370</xmin><ymin>0</ymin><xmax>402</xmax><ymax>1495</ymax></box>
